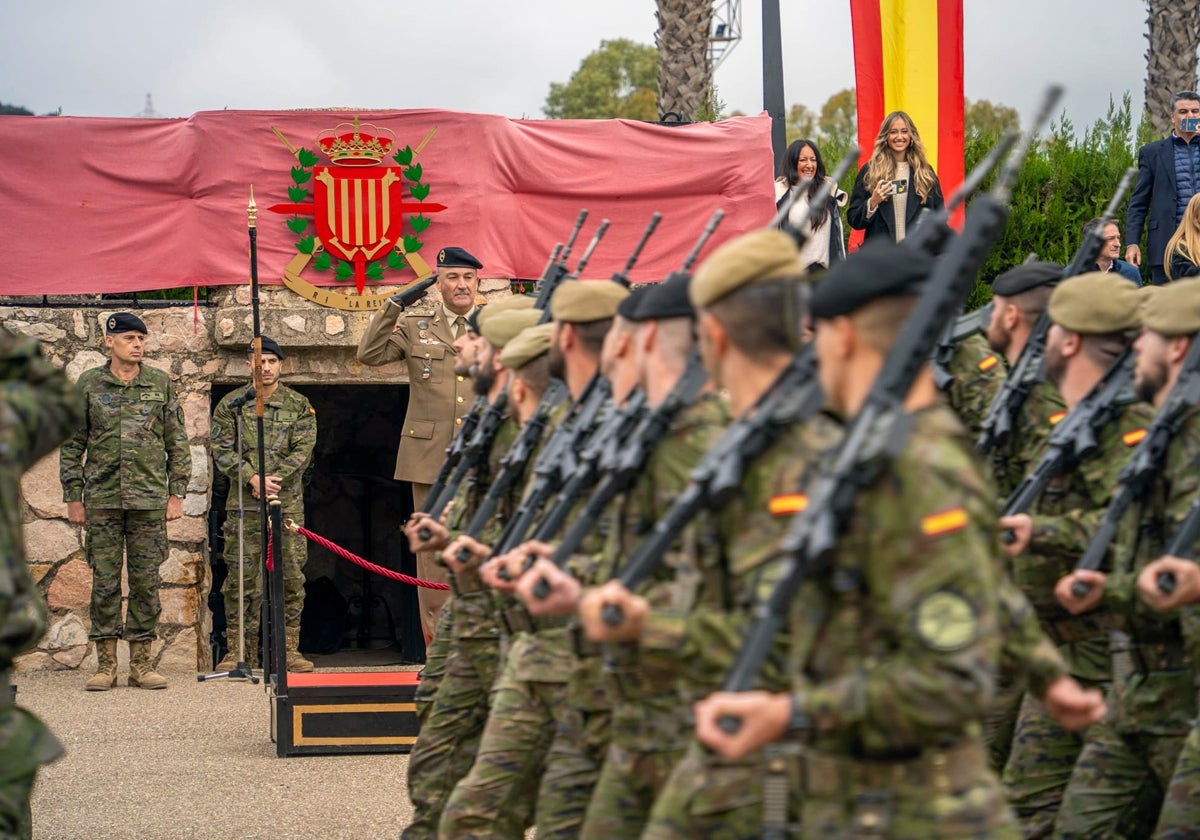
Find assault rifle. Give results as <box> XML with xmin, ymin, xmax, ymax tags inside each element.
<box><xmin>999</xmin><ymin>349</ymin><xmax>1134</xmax><ymax>541</ymax></box>
<box><xmin>533</xmin><ymin>210</ymin><xmax>588</xmax><ymax>305</ymax></box>
<box><xmin>773</xmin><ymin>146</ymin><xmax>859</xmax><ymax>238</ymax></box>
<box><xmin>611</xmin><ymin>213</ymin><xmax>662</xmax><ymax>288</ymax></box>
<box><xmin>1070</xmin><ymin>332</ymin><xmax>1200</xmax><ymax>597</ymax></box>
<box><xmin>715</xmin><ymin>89</ymin><xmax>1060</xmax><ymax>734</ymax></box>
<box><xmin>977</xmin><ymin>166</ymin><xmax>1136</xmax><ymax>455</ymax></box>
<box><xmin>566</xmin><ymin>219</ymin><xmax>611</xmax><ymax>280</ymax></box>
<box><xmin>1157</xmin><ymin>490</ymin><xmax>1200</xmax><ymax>594</ymax></box>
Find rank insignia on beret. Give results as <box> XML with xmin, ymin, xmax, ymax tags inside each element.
<box><xmin>1049</xmin><ymin>410</ymin><xmax>1067</xmax><ymax>426</ymax></box>
<box><xmin>107</xmin><ymin>317</ymin><xmax>117</xmax><ymax>331</ymax></box>
<box><xmin>768</xmin><ymin>493</ymin><xmax>808</xmax><ymax>516</ymax></box>
<box><xmin>439</xmin><ymin>249</ymin><xmax>446</xmax><ymax>264</ymax></box>
<box><xmin>913</xmin><ymin>591</ymin><xmax>979</xmax><ymax>652</ymax></box>
<box><xmin>1123</xmin><ymin>428</ymin><xmax>1147</xmax><ymax>447</ymax></box>
<box><xmin>920</xmin><ymin>507</ymin><xmax>968</xmax><ymax>537</ymax></box>
<box><xmin>977</xmin><ymin>355</ymin><xmax>1000</xmax><ymax>372</ymax></box>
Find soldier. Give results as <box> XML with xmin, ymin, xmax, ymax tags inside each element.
<box><xmin>356</xmin><ymin>247</ymin><xmax>482</xmax><ymax>646</ymax></box>
<box><xmin>1054</xmin><ymin>278</ymin><xmax>1200</xmax><ymax>838</ymax></box>
<box><xmin>945</xmin><ymin>331</ymin><xmax>1006</xmax><ymax>440</ymax></box>
<box><xmin>60</xmin><ymin>313</ymin><xmax>191</xmax><ymax>691</ymax></box>
<box><xmin>0</xmin><ymin>324</ymin><xmax>84</xmax><ymax>838</ymax></box>
<box><xmin>994</xmin><ymin>272</ymin><xmax>1152</xmax><ymax>836</ymax></box>
<box><xmin>210</xmin><ymin>337</ymin><xmax>317</xmax><ymax>673</ymax></box>
<box><xmin>693</xmin><ymin>238</ymin><xmax>1018</xmax><ymax>837</ymax></box>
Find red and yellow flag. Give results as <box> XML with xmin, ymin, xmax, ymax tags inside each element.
<box><xmin>849</xmin><ymin>0</ymin><xmax>965</xmax><ymax>247</ymax></box>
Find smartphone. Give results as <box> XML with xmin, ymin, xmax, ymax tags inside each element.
<box><xmin>1183</xmin><ymin>117</ymin><xmax>1200</xmax><ymax>132</ymax></box>
<box><xmin>891</xmin><ymin>179</ymin><xmax>909</xmax><ymax>195</ymax></box>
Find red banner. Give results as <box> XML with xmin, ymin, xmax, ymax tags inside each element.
<box><xmin>0</xmin><ymin>110</ymin><xmax>777</xmax><ymax>295</ymax></box>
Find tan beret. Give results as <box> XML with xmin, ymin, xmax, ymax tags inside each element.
<box><xmin>479</xmin><ymin>308</ymin><xmax>543</xmax><ymax>349</ymax></box>
<box><xmin>1142</xmin><ymin>278</ymin><xmax>1200</xmax><ymax>335</ymax></box>
<box><xmin>690</xmin><ymin>228</ymin><xmax>804</xmax><ymax>309</ymax></box>
<box><xmin>499</xmin><ymin>323</ymin><xmax>554</xmax><ymax>370</ymax></box>
<box><xmin>549</xmin><ymin>279</ymin><xmax>629</xmax><ymax>323</ymax></box>
<box><xmin>475</xmin><ymin>294</ymin><xmax>536</xmax><ymax>329</ymax></box>
<box><xmin>1047</xmin><ymin>272</ymin><xmax>1142</xmax><ymax>334</ymax></box>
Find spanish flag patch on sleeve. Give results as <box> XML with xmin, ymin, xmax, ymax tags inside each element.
<box><xmin>920</xmin><ymin>507</ymin><xmax>969</xmax><ymax>538</ymax></box>
<box><xmin>978</xmin><ymin>355</ymin><xmax>1000</xmax><ymax>372</ymax></box>
<box><xmin>1049</xmin><ymin>410</ymin><xmax>1067</xmax><ymax>426</ymax></box>
<box><xmin>1122</xmin><ymin>428</ymin><xmax>1147</xmax><ymax>446</ymax></box>
<box><xmin>768</xmin><ymin>494</ymin><xmax>808</xmax><ymax>517</ymax></box>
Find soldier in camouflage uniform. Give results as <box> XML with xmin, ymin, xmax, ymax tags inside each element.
<box><xmin>581</xmin><ymin>230</ymin><xmax>841</xmax><ymax>840</ymax></box>
<box><xmin>1055</xmin><ymin>278</ymin><xmax>1200</xmax><ymax>838</ymax></box>
<box><xmin>945</xmin><ymin>331</ymin><xmax>1005</xmax><ymax>440</ymax></box>
<box><xmin>60</xmin><ymin>313</ymin><xmax>191</xmax><ymax>691</ymax></box>
<box><xmin>994</xmin><ymin>273</ymin><xmax>1153</xmax><ymax>837</ymax></box>
<box><xmin>0</xmin><ymin>323</ymin><xmax>84</xmax><ymax>839</ymax></box>
<box><xmin>695</xmin><ymin>238</ymin><xmax>1019</xmax><ymax>838</ymax></box>
<box><xmin>210</xmin><ymin>337</ymin><xmax>316</xmax><ymax>673</ymax></box>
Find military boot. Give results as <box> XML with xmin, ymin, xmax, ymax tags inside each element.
<box><xmin>217</xmin><ymin>620</ymin><xmax>257</xmax><ymax>670</ymax></box>
<box><xmin>285</xmin><ymin>626</ymin><xmax>314</xmax><ymax>673</ymax></box>
<box><xmin>128</xmin><ymin>640</ymin><xmax>168</xmax><ymax>689</ymax></box>
<box><xmin>84</xmin><ymin>638</ymin><xmax>118</xmax><ymax>691</ymax></box>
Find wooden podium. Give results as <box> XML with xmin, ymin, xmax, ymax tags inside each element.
<box><xmin>270</xmin><ymin>670</ymin><xmax>420</xmax><ymax>757</ymax></box>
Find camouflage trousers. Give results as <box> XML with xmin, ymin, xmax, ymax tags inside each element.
<box><xmin>581</xmin><ymin>740</ymin><xmax>686</xmax><ymax>839</ymax></box>
<box><xmin>436</xmin><ymin>655</ymin><xmax>556</xmax><ymax>839</ymax></box>
<box><xmin>537</xmin><ymin>701</ymin><xmax>610</xmax><ymax>839</ymax></box>
<box><xmin>1001</xmin><ymin>683</ymin><xmax>1102</xmax><ymax>838</ymax></box>
<box><xmin>403</xmin><ymin>634</ymin><xmax>503</xmax><ymax>840</ymax></box>
<box><xmin>85</xmin><ymin>507</ymin><xmax>165</xmax><ymax>641</ymax></box>
<box><xmin>984</xmin><ymin>670</ymin><xmax>1024</xmax><ymax>774</ymax></box>
<box><xmin>414</xmin><ymin>601</ymin><xmax>455</xmax><ymax>726</ymax></box>
<box><xmin>0</xmin><ymin>685</ymin><xmax>63</xmax><ymax>840</ymax></box>
<box><xmin>1156</xmin><ymin>724</ymin><xmax>1200</xmax><ymax>840</ymax></box>
<box><xmin>642</xmin><ymin>739</ymin><xmax>767</xmax><ymax>840</ymax></box>
<box><xmin>221</xmin><ymin>508</ymin><xmax>307</xmax><ymax>639</ymax></box>
<box><xmin>1053</xmin><ymin>720</ymin><xmax>1187</xmax><ymax>839</ymax></box>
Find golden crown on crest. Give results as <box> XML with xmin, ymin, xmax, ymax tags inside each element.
<box><xmin>316</xmin><ymin>117</ymin><xmax>396</xmax><ymax>166</ymax></box>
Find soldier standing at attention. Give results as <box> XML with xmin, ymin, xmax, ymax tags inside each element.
<box><xmin>357</xmin><ymin>247</ymin><xmax>481</xmax><ymax>647</ymax></box>
<box><xmin>694</xmin><ymin>240</ymin><xmax>1018</xmax><ymax>838</ymax></box>
<box><xmin>1</xmin><ymin>323</ymin><xmax>85</xmax><ymax>838</ymax></box>
<box><xmin>60</xmin><ymin>313</ymin><xmax>191</xmax><ymax>692</ymax></box>
<box><xmin>210</xmin><ymin>337</ymin><xmax>317</xmax><ymax>673</ymax></box>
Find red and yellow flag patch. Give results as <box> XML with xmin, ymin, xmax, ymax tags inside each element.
<box><xmin>920</xmin><ymin>507</ymin><xmax>968</xmax><ymax>538</ymax></box>
<box><xmin>977</xmin><ymin>355</ymin><xmax>1000</xmax><ymax>372</ymax></box>
<box><xmin>1122</xmin><ymin>428</ymin><xmax>1147</xmax><ymax>447</ymax></box>
<box><xmin>768</xmin><ymin>494</ymin><xmax>808</xmax><ymax>517</ymax></box>
<box><xmin>1049</xmin><ymin>410</ymin><xmax>1067</xmax><ymax>426</ymax></box>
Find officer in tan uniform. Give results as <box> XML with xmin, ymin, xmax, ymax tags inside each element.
<box><xmin>356</xmin><ymin>246</ymin><xmax>482</xmax><ymax>644</ymax></box>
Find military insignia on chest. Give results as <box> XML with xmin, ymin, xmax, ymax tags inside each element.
<box><xmin>913</xmin><ymin>590</ymin><xmax>979</xmax><ymax>652</ymax></box>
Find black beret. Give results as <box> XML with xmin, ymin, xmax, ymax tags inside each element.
<box><xmin>248</xmin><ymin>336</ymin><xmax>285</xmax><ymax>360</ymax></box>
<box><xmin>990</xmin><ymin>261</ymin><xmax>1063</xmax><ymax>297</ymax></box>
<box><xmin>810</xmin><ymin>239</ymin><xmax>932</xmax><ymax>319</ymax></box>
<box><xmin>617</xmin><ymin>283</ymin><xmax>652</xmax><ymax>320</ymax></box>
<box><xmin>437</xmin><ymin>246</ymin><xmax>483</xmax><ymax>270</ymax></box>
<box><xmin>626</xmin><ymin>272</ymin><xmax>694</xmax><ymax>321</ymax></box>
<box><xmin>105</xmin><ymin>312</ymin><xmax>147</xmax><ymax>335</ymax></box>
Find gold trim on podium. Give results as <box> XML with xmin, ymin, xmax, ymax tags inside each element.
<box><xmin>292</xmin><ymin>702</ymin><xmax>419</xmax><ymax>747</ymax></box>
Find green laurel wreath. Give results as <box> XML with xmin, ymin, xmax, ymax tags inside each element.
<box><xmin>285</xmin><ymin>145</ymin><xmax>430</xmax><ymax>282</ymax></box>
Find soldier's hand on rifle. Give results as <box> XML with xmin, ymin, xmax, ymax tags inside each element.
<box><xmin>1055</xmin><ymin>570</ymin><xmax>1105</xmax><ymax>615</ymax></box>
<box><xmin>165</xmin><ymin>495</ymin><xmax>184</xmax><ymax>522</ymax></box>
<box><xmin>693</xmin><ymin>691</ymin><xmax>791</xmax><ymax>760</ymax></box>
<box><xmin>444</xmin><ymin>536</ymin><xmax>489</xmax><ymax>574</ymax></box>
<box><xmin>390</xmin><ymin>275</ymin><xmax>438</xmax><ymax>309</ymax></box>
<box><xmin>1040</xmin><ymin>676</ymin><xmax>1107</xmax><ymax>732</ymax></box>
<box><xmin>515</xmin><ymin>552</ymin><xmax>580</xmax><ymax>617</ymax></box>
<box><xmin>67</xmin><ymin>501</ymin><xmax>86</xmax><ymax>527</ymax></box>
<box><xmin>1138</xmin><ymin>556</ymin><xmax>1200</xmax><ymax>611</ymax></box>
<box><xmin>579</xmin><ymin>580</ymin><xmax>646</xmax><ymax>642</ymax></box>
<box><xmin>998</xmin><ymin>513</ymin><xmax>1032</xmax><ymax>556</ymax></box>
<box><xmin>406</xmin><ymin>513</ymin><xmax>448</xmax><ymax>553</ymax></box>
<box><xmin>479</xmin><ymin>552</ymin><xmax>521</xmax><ymax>592</ymax></box>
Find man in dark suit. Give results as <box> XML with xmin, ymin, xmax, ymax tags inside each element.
<box><xmin>1125</xmin><ymin>91</ymin><xmax>1200</xmax><ymax>285</ymax></box>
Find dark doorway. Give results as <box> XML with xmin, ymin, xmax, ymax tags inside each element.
<box><xmin>208</xmin><ymin>382</ymin><xmax>425</xmax><ymax>666</ymax></box>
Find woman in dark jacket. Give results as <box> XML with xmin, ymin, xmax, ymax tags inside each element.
<box><xmin>846</xmin><ymin>110</ymin><xmax>944</xmax><ymax>243</ymax></box>
<box><xmin>1165</xmin><ymin>191</ymin><xmax>1200</xmax><ymax>281</ymax></box>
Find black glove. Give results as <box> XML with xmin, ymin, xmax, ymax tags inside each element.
<box><xmin>391</xmin><ymin>276</ymin><xmax>438</xmax><ymax>309</ymax></box>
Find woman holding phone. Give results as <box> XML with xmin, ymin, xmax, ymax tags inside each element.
<box><xmin>847</xmin><ymin>110</ymin><xmax>944</xmax><ymax>243</ymax></box>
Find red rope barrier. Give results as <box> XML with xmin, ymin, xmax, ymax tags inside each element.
<box><xmin>290</xmin><ymin>522</ymin><xmax>450</xmax><ymax>591</ymax></box>
<box><xmin>266</xmin><ymin>529</ymin><xmax>274</xmax><ymax>572</ymax></box>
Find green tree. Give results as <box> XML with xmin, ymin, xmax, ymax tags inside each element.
<box><xmin>818</xmin><ymin>88</ymin><xmax>857</xmax><ymax>150</ymax></box>
<box><xmin>965</xmin><ymin>98</ymin><xmax>1020</xmax><ymax>137</ymax></box>
<box><xmin>544</xmin><ymin>39</ymin><xmax>659</xmax><ymax>120</ymax></box>
<box><xmin>785</xmin><ymin>103</ymin><xmax>819</xmax><ymax>144</ymax></box>
<box><xmin>0</xmin><ymin>102</ymin><xmax>34</xmax><ymax>116</ymax></box>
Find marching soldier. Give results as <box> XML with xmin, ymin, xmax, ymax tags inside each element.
<box><xmin>356</xmin><ymin>247</ymin><xmax>482</xmax><ymax>646</ymax></box>
<box><xmin>210</xmin><ymin>337</ymin><xmax>317</xmax><ymax>673</ymax></box>
<box><xmin>60</xmin><ymin>313</ymin><xmax>191</xmax><ymax>691</ymax></box>
<box><xmin>945</xmin><ymin>331</ymin><xmax>1006</xmax><ymax>440</ymax></box>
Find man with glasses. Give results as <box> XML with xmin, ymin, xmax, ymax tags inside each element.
<box><xmin>1083</xmin><ymin>217</ymin><xmax>1142</xmax><ymax>284</ymax></box>
<box><xmin>1125</xmin><ymin>91</ymin><xmax>1200</xmax><ymax>285</ymax></box>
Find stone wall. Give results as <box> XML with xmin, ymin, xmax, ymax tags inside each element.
<box><xmin>4</xmin><ymin>278</ymin><xmax>510</xmax><ymax>674</ymax></box>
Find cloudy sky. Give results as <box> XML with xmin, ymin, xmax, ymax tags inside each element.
<box><xmin>0</xmin><ymin>1</ymin><xmax>1155</xmax><ymax>132</ymax></box>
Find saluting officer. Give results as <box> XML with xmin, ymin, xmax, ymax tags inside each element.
<box><xmin>357</xmin><ymin>247</ymin><xmax>482</xmax><ymax>645</ymax></box>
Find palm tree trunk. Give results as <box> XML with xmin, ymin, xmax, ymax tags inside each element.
<box><xmin>655</xmin><ymin>0</ymin><xmax>714</xmax><ymax>121</ymax></box>
<box><xmin>1145</xmin><ymin>0</ymin><xmax>1200</xmax><ymax>134</ymax></box>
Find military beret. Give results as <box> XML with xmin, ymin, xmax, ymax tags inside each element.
<box><xmin>437</xmin><ymin>246</ymin><xmax>483</xmax><ymax>270</ymax></box>
<box><xmin>810</xmin><ymin>238</ymin><xmax>932</xmax><ymax>320</ymax></box>
<box><xmin>549</xmin><ymin>279</ymin><xmax>629</xmax><ymax>323</ymax></box>
<box><xmin>625</xmin><ymin>272</ymin><xmax>695</xmax><ymax>322</ymax></box>
<box><xmin>499</xmin><ymin>323</ymin><xmax>554</xmax><ymax>370</ymax></box>
<box><xmin>1048</xmin><ymin>272</ymin><xmax>1142</xmax><ymax>334</ymax></box>
<box><xmin>990</xmin><ymin>261</ymin><xmax>1064</xmax><ymax>297</ymax></box>
<box><xmin>105</xmin><ymin>312</ymin><xmax>147</xmax><ymax>335</ymax></box>
<box><xmin>690</xmin><ymin>229</ymin><xmax>804</xmax><ymax>309</ymax></box>
<box><xmin>247</xmin><ymin>336</ymin><xmax>285</xmax><ymax>360</ymax></box>
<box><xmin>473</xmin><ymin>294</ymin><xmax>538</xmax><ymax>334</ymax></box>
<box><xmin>1141</xmin><ymin>277</ymin><xmax>1200</xmax><ymax>335</ymax></box>
<box><xmin>616</xmin><ymin>284</ymin><xmax>651</xmax><ymax>320</ymax></box>
<box><xmin>480</xmin><ymin>308</ymin><xmax>543</xmax><ymax>350</ymax></box>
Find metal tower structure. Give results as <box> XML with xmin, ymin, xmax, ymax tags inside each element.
<box><xmin>708</xmin><ymin>0</ymin><xmax>742</xmax><ymax>71</ymax></box>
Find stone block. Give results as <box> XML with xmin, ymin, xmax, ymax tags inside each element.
<box><xmin>187</xmin><ymin>444</ymin><xmax>209</xmax><ymax>492</ymax></box>
<box><xmin>28</xmin><ymin>564</ymin><xmax>52</xmax><ymax>585</ymax></box>
<box><xmin>167</xmin><ymin>515</ymin><xmax>207</xmax><ymax>543</ymax></box>
<box><xmin>66</xmin><ymin>350</ymin><xmax>107</xmax><ymax>382</ymax></box>
<box><xmin>7</xmin><ymin>320</ymin><xmax>67</xmax><ymax>343</ymax></box>
<box><xmin>283</xmin><ymin>314</ymin><xmax>308</xmax><ymax>333</ymax></box>
<box><xmin>160</xmin><ymin>548</ymin><xmax>203</xmax><ymax>585</ymax></box>
<box><xmin>51</xmin><ymin>645</ymin><xmax>88</xmax><ymax>668</ymax></box>
<box><xmin>43</xmin><ymin>613</ymin><xmax>89</xmax><ymax>650</ymax></box>
<box><xmin>47</xmin><ymin>559</ymin><xmax>92</xmax><ymax>612</ymax></box>
<box><xmin>183</xmin><ymin>493</ymin><xmax>208</xmax><ymax>517</ymax></box>
<box><xmin>159</xmin><ymin>586</ymin><xmax>200</xmax><ymax>626</ymax></box>
<box><xmin>13</xmin><ymin>652</ymin><xmax>55</xmax><ymax>672</ymax></box>
<box><xmin>157</xmin><ymin>626</ymin><xmax>200</xmax><ymax>673</ymax></box>
<box><xmin>25</xmin><ymin>519</ymin><xmax>81</xmax><ymax>564</ymax></box>
<box><xmin>183</xmin><ymin>392</ymin><xmax>211</xmax><ymax>439</ymax></box>
<box><xmin>20</xmin><ymin>450</ymin><xmax>67</xmax><ymax>519</ymax></box>
<box><xmin>72</xmin><ymin>310</ymin><xmax>88</xmax><ymax>339</ymax></box>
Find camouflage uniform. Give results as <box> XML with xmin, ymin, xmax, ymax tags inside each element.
<box><xmin>1157</xmin><ymin>719</ymin><xmax>1200</xmax><ymax>839</ymax></box>
<box><xmin>59</xmin><ymin>364</ymin><xmax>190</xmax><ymax>642</ymax></box>
<box><xmin>784</xmin><ymin>405</ymin><xmax>1018</xmax><ymax>839</ymax></box>
<box><xmin>1054</xmin><ymin>408</ymin><xmax>1200</xmax><ymax>839</ymax></box>
<box><xmin>944</xmin><ymin>332</ymin><xmax>1005</xmax><ymax>441</ymax></box>
<box><xmin>1001</xmin><ymin>400</ymin><xmax>1153</xmax><ymax>837</ymax></box>
<box><xmin>0</xmin><ymin>325</ymin><xmax>84</xmax><ymax>838</ymax></box>
<box><xmin>209</xmin><ymin>385</ymin><xmax>316</xmax><ymax>664</ymax></box>
<box><xmin>641</xmin><ymin>409</ymin><xmax>842</xmax><ymax>840</ymax></box>
<box><xmin>581</xmin><ymin>393</ymin><xmax>730</xmax><ymax>839</ymax></box>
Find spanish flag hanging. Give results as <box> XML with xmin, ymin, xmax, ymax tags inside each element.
<box><xmin>849</xmin><ymin>0</ymin><xmax>965</xmax><ymax>247</ymax></box>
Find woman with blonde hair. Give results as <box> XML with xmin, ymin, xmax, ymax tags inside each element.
<box><xmin>1164</xmin><ymin>191</ymin><xmax>1200</xmax><ymax>281</ymax></box>
<box><xmin>847</xmin><ymin>110</ymin><xmax>944</xmax><ymax>243</ymax></box>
